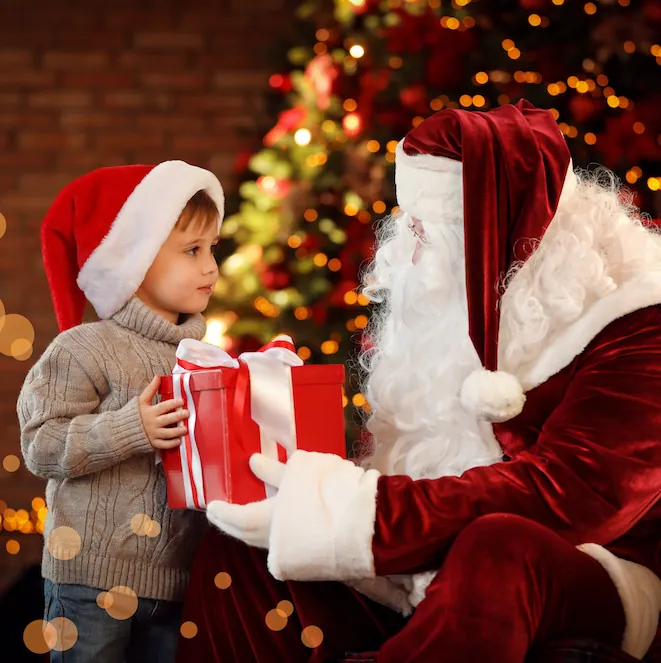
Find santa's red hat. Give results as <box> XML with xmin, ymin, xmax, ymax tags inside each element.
<box><xmin>41</xmin><ymin>161</ymin><xmax>225</xmax><ymax>332</ymax></box>
<box><xmin>395</xmin><ymin>99</ymin><xmax>576</xmax><ymax>423</ymax></box>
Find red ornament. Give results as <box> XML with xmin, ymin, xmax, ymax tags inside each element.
<box><xmin>304</xmin><ymin>54</ymin><xmax>339</xmax><ymax>111</ymax></box>
<box><xmin>569</xmin><ymin>94</ymin><xmax>601</xmax><ymax>124</ymax></box>
<box><xmin>343</xmin><ymin>112</ymin><xmax>363</xmax><ymax>138</ymax></box>
<box><xmin>263</xmin><ymin>107</ymin><xmax>307</xmax><ymax>147</ymax></box>
<box><xmin>399</xmin><ymin>83</ymin><xmax>429</xmax><ymax>115</ymax></box>
<box><xmin>260</xmin><ymin>262</ymin><xmax>292</xmax><ymax>290</ymax></box>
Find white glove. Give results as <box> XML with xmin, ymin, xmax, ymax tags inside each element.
<box><xmin>206</xmin><ymin>454</ymin><xmax>285</xmax><ymax>549</ymax></box>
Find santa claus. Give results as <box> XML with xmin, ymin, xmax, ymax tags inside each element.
<box><xmin>176</xmin><ymin>100</ymin><xmax>661</xmax><ymax>663</ymax></box>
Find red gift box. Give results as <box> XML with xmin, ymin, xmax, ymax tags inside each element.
<box><xmin>158</xmin><ymin>338</ymin><xmax>346</xmax><ymax>510</ymax></box>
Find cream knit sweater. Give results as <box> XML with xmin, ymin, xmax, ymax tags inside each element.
<box><xmin>17</xmin><ymin>297</ymin><xmax>208</xmax><ymax>602</ymax></box>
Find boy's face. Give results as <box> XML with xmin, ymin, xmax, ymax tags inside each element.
<box><xmin>136</xmin><ymin>217</ymin><xmax>219</xmax><ymax>323</ymax></box>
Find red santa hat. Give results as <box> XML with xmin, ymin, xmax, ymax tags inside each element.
<box><xmin>41</xmin><ymin>161</ymin><xmax>225</xmax><ymax>333</ymax></box>
<box><xmin>395</xmin><ymin>99</ymin><xmax>576</xmax><ymax>423</ymax></box>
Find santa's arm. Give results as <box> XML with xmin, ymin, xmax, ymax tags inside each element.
<box><xmin>267</xmin><ymin>311</ymin><xmax>661</xmax><ymax>581</ymax></box>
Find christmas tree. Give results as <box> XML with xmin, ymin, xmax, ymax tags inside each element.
<box><xmin>206</xmin><ymin>0</ymin><xmax>661</xmax><ymax>446</ymax></box>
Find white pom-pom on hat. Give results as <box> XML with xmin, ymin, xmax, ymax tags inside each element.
<box><xmin>460</xmin><ymin>369</ymin><xmax>526</xmax><ymax>423</ymax></box>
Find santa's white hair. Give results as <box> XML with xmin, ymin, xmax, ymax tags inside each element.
<box><xmin>359</xmin><ymin>167</ymin><xmax>658</xmax><ymax>481</ymax></box>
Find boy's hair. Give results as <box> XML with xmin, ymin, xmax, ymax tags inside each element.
<box><xmin>175</xmin><ymin>189</ymin><xmax>220</xmax><ymax>233</ymax></box>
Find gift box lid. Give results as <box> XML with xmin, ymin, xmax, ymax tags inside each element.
<box><xmin>160</xmin><ymin>363</ymin><xmax>345</xmax><ymax>394</ymax></box>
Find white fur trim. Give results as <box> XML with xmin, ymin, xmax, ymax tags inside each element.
<box><xmin>345</xmin><ymin>577</ymin><xmax>413</xmax><ymax>616</ymax></box>
<box><xmin>460</xmin><ymin>369</ymin><xmax>526</xmax><ymax>423</ymax></box>
<box><xmin>395</xmin><ymin>140</ymin><xmax>463</xmax><ymax>225</ymax></box>
<box><xmin>77</xmin><ymin>160</ymin><xmax>225</xmax><ymax>319</ymax></box>
<box><xmin>506</xmin><ymin>275</ymin><xmax>661</xmax><ymax>391</ymax></box>
<box><xmin>578</xmin><ymin>544</ymin><xmax>661</xmax><ymax>659</ymax></box>
<box><xmin>267</xmin><ymin>450</ymin><xmax>380</xmax><ymax>582</ymax></box>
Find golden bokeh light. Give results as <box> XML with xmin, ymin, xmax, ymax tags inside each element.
<box><xmin>6</xmin><ymin>539</ymin><xmax>20</xmax><ymax>554</ymax></box>
<box><xmin>3</xmin><ymin>454</ymin><xmax>20</xmax><ymax>472</ymax></box>
<box><xmin>23</xmin><ymin>620</ymin><xmax>57</xmax><ymax>654</ymax></box>
<box><xmin>105</xmin><ymin>586</ymin><xmax>139</xmax><ymax>620</ymax></box>
<box><xmin>145</xmin><ymin>519</ymin><xmax>161</xmax><ymax>538</ymax></box>
<box><xmin>0</xmin><ymin>213</ymin><xmax>6</xmax><ymax>240</ymax></box>
<box><xmin>265</xmin><ymin>608</ymin><xmax>288</xmax><ymax>631</ymax></box>
<box><xmin>180</xmin><ymin>621</ymin><xmax>198</xmax><ymax>639</ymax></box>
<box><xmin>301</xmin><ymin>625</ymin><xmax>324</xmax><ymax>648</ymax></box>
<box><xmin>49</xmin><ymin>617</ymin><xmax>78</xmax><ymax>652</ymax></box>
<box><xmin>130</xmin><ymin>513</ymin><xmax>150</xmax><ymax>536</ymax></box>
<box><xmin>0</xmin><ymin>313</ymin><xmax>34</xmax><ymax>360</ymax></box>
<box><xmin>96</xmin><ymin>591</ymin><xmax>113</xmax><ymax>610</ymax></box>
<box><xmin>47</xmin><ymin>526</ymin><xmax>81</xmax><ymax>561</ymax></box>
<box><xmin>277</xmin><ymin>600</ymin><xmax>294</xmax><ymax>617</ymax></box>
<box><xmin>214</xmin><ymin>572</ymin><xmax>232</xmax><ymax>589</ymax></box>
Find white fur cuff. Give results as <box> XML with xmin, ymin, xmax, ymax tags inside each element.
<box><xmin>578</xmin><ymin>543</ymin><xmax>661</xmax><ymax>659</ymax></box>
<box><xmin>267</xmin><ymin>450</ymin><xmax>380</xmax><ymax>582</ymax></box>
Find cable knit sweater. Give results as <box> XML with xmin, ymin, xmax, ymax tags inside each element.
<box><xmin>17</xmin><ymin>297</ymin><xmax>208</xmax><ymax>601</ymax></box>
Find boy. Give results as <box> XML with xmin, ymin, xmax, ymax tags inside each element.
<box><xmin>17</xmin><ymin>161</ymin><xmax>225</xmax><ymax>663</ymax></box>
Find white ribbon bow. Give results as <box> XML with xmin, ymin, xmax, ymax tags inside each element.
<box><xmin>169</xmin><ymin>335</ymin><xmax>303</xmax><ymax>510</ymax></box>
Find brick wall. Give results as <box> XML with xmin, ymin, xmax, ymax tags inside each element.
<box><xmin>0</xmin><ymin>0</ymin><xmax>298</xmax><ymax>589</ymax></box>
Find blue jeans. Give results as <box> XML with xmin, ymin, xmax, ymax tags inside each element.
<box><xmin>44</xmin><ymin>579</ymin><xmax>182</xmax><ymax>663</ymax></box>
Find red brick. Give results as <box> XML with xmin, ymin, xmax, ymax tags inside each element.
<box><xmin>0</xmin><ymin>153</ymin><xmax>50</xmax><ymax>168</ymax></box>
<box><xmin>0</xmin><ymin>112</ymin><xmax>56</xmax><ymax>128</ymax></box>
<box><xmin>95</xmin><ymin>132</ymin><xmax>165</xmax><ymax>151</ymax></box>
<box><xmin>28</xmin><ymin>91</ymin><xmax>93</xmax><ymax>109</ymax></box>
<box><xmin>18</xmin><ymin>173</ymin><xmax>75</xmax><ymax>195</ymax></box>
<box><xmin>0</xmin><ymin>49</ymin><xmax>33</xmax><ymax>68</ymax></box>
<box><xmin>212</xmin><ymin>70</ymin><xmax>270</xmax><ymax>89</ymax></box>
<box><xmin>62</xmin><ymin>72</ymin><xmax>136</xmax><ymax>88</ymax></box>
<box><xmin>135</xmin><ymin>115</ymin><xmax>206</xmax><ymax>132</ymax></box>
<box><xmin>133</xmin><ymin>32</ymin><xmax>204</xmax><ymax>49</ymax></box>
<box><xmin>0</xmin><ymin>71</ymin><xmax>57</xmax><ymax>87</ymax></box>
<box><xmin>105</xmin><ymin>10</ymin><xmax>177</xmax><ymax>30</ymax></box>
<box><xmin>59</xmin><ymin>112</ymin><xmax>132</xmax><ymax>129</ymax></box>
<box><xmin>0</xmin><ymin>93</ymin><xmax>21</xmax><ymax>108</ymax></box>
<box><xmin>0</xmin><ymin>193</ymin><xmax>55</xmax><ymax>212</ymax></box>
<box><xmin>102</xmin><ymin>91</ymin><xmax>148</xmax><ymax>109</ymax></box>
<box><xmin>17</xmin><ymin>131</ymin><xmax>87</xmax><ymax>151</ymax></box>
<box><xmin>117</xmin><ymin>51</ymin><xmax>187</xmax><ymax>70</ymax></box>
<box><xmin>42</xmin><ymin>51</ymin><xmax>110</xmax><ymax>69</ymax></box>
<box><xmin>176</xmin><ymin>93</ymin><xmax>244</xmax><ymax>112</ymax></box>
<box><xmin>56</xmin><ymin>153</ymin><xmax>125</xmax><ymax>169</ymax></box>
<box><xmin>142</xmin><ymin>72</ymin><xmax>207</xmax><ymax>89</ymax></box>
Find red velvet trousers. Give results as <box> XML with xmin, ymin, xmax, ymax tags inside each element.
<box><xmin>176</xmin><ymin>514</ymin><xmax>626</xmax><ymax>663</ymax></box>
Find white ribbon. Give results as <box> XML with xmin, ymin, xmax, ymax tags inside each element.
<box><xmin>168</xmin><ymin>335</ymin><xmax>303</xmax><ymax>509</ymax></box>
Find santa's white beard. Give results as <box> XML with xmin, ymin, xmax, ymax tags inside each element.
<box><xmin>359</xmin><ymin>213</ymin><xmax>503</xmax><ymax>480</ymax></box>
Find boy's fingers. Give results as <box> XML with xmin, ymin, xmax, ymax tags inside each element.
<box><xmin>156</xmin><ymin>410</ymin><xmax>189</xmax><ymax>427</ymax></box>
<box><xmin>158</xmin><ymin>426</ymin><xmax>187</xmax><ymax>440</ymax></box>
<box><xmin>152</xmin><ymin>437</ymin><xmax>183</xmax><ymax>450</ymax></box>
<box><xmin>139</xmin><ymin>376</ymin><xmax>161</xmax><ymax>404</ymax></box>
<box><xmin>154</xmin><ymin>398</ymin><xmax>185</xmax><ymax>415</ymax></box>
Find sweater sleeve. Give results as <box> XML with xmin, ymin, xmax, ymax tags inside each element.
<box><xmin>17</xmin><ymin>341</ymin><xmax>153</xmax><ymax>480</ymax></box>
<box><xmin>371</xmin><ymin>314</ymin><xmax>661</xmax><ymax>576</ymax></box>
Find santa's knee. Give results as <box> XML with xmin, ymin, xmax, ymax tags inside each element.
<box><xmin>449</xmin><ymin>513</ymin><xmax>550</xmax><ymax>567</ymax></box>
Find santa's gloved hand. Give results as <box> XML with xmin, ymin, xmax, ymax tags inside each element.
<box><xmin>206</xmin><ymin>454</ymin><xmax>285</xmax><ymax>549</ymax></box>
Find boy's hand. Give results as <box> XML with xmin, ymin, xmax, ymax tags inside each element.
<box><xmin>138</xmin><ymin>376</ymin><xmax>188</xmax><ymax>450</ymax></box>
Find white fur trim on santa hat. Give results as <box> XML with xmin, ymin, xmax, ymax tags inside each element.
<box><xmin>460</xmin><ymin>369</ymin><xmax>526</xmax><ymax>423</ymax></box>
<box><xmin>267</xmin><ymin>450</ymin><xmax>379</xmax><ymax>582</ymax></box>
<box><xmin>578</xmin><ymin>543</ymin><xmax>661</xmax><ymax>660</ymax></box>
<box><xmin>395</xmin><ymin>140</ymin><xmax>463</xmax><ymax>225</ymax></box>
<box><xmin>77</xmin><ymin>160</ymin><xmax>225</xmax><ymax>320</ymax></box>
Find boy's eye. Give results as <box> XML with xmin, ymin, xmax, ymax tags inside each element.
<box><xmin>186</xmin><ymin>246</ymin><xmax>199</xmax><ymax>256</ymax></box>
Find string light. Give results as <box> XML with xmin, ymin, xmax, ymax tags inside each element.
<box><xmin>372</xmin><ymin>201</ymin><xmax>386</xmax><ymax>214</ymax></box>
<box><xmin>304</xmin><ymin>209</ymin><xmax>318</xmax><ymax>222</ymax></box>
<box><xmin>474</xmin><ymin>71</ymin><xmax>488</xmax><ymax>85</ymax></box>
<box><xmin>528</xmin><ymin>14</ymin><xmax>542</xmax><ymax>27</ymax></box>
<box><xmin>366</xmin><ymin>140</ymin><xmax>380</xmax><ymax>152</ymax></box>
<box><xmin>321</xmin><ymin>340</ymin><xmax>339</xmax><ymax>355</ymax></box>
<box><xmin>633</xmin><ymin>122</ymin><xmax>645</xmax><ymax>134</ymax></box>
<box><xmin>584</xmin><ymin>2</ymin><xmax>597</xmax><ymax>15</ymax></box>
<box><xmin>344</xmin><ymin>291</ymin><xmax>358</xmax><ymax>305</ymax></box>
<box><xmin>648</xmin><ymin>178</ymin><xmax>660</xmax><ymax>192</ymax></box>
<box><xmin>294</xmin><ymin>129</ymin><xmax>312</xmax><ymax>146</ymax></box>
<box><xmin>623</xmin><ymin>41</ymin><xmax>635</xmax><ymax>54</ymax></box>
<box><xmin>584</xmin><ymin>132</ymin><xmax>597</xmax><ymax>145</ymax></box>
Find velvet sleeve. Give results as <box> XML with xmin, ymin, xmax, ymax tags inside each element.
<box><xmin>372</xmin><ymin>311</ymin><xmax>661</xmax><ymax>576</ymax></box>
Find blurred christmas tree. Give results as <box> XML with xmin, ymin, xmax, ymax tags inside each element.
<box><xmin>206</xmin><ymin>0</ymin><xmax>661</xmax><ymax>445</ymax></box>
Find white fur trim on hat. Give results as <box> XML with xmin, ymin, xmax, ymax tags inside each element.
<box><xmin>578</xmin><ymin>543</ymin><xmax>661</xmax><ymax>660</ymax></box>
<box><xmin>77</xmin><ymin>160</ymin><xmax>225</xmax><ymax>320</ymax></box>
<box><xmin>460</xmin><ymin>369</ymin><xmax>526</xmax><ymax>423</ymax></box>
<box><xmin>395</xmin><ymin>140</ymin><xmax>463</xmax><ymax>225</ymax></box>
